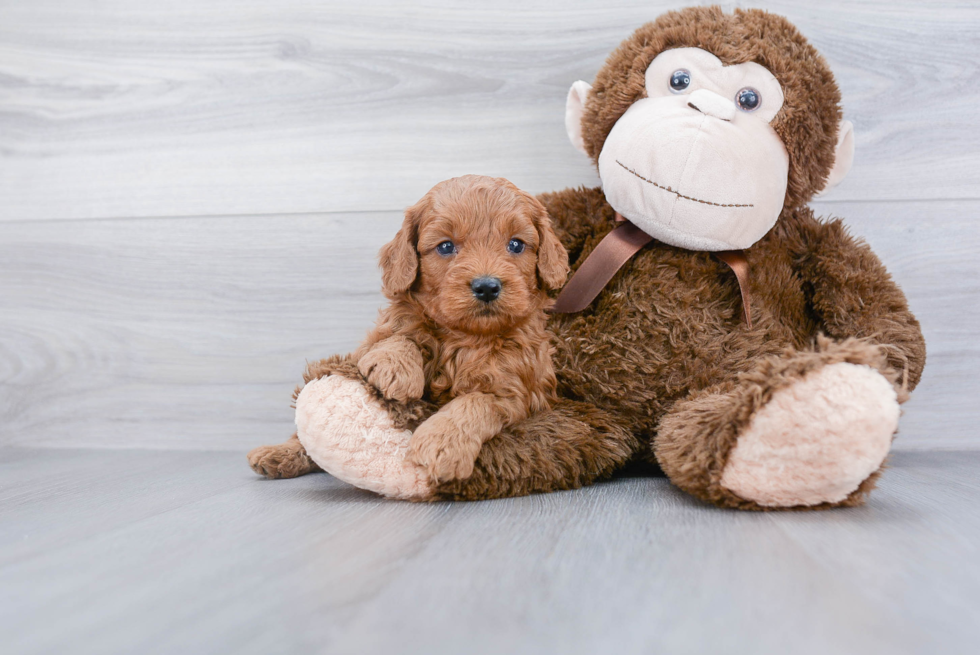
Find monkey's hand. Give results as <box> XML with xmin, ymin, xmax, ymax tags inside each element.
<box><xmin>357</xmin><ymin>335</ymin><xmax>425</xmax><ymax>402</ymax></box>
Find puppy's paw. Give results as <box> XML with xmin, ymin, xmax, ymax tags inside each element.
<box><xmin>247</xmin><ymin>442</ymin><xmax>316</xmax><ymax>479</ymax></box>
<box><xmin>407</xmin><ymin>414</ymin><xmax>483</xmax><ymax>483</ymax></box>
<box><xmin>358</xmin><ymin>343</ymin><xmax>425</xmax><ymax>402</ymax></box>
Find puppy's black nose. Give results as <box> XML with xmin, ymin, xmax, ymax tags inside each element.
<box><xmin>471</xmin><ymin>276</ymin><xmax>502</xmax><ymax>303</ymax></box>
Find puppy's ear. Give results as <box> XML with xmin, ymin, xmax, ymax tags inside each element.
<box><xmin>379</xmin><ymin>199</ymin><xmax>425</xmax><ymax>296</ymax></box>
<box><xmin>527</xmin><ymin>195</ymin><xmax>569</xmax><ymax>290</ymax></box>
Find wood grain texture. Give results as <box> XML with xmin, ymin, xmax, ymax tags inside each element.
<box><xmin>1</xmin><ymin>447</ymin><xmax>978</xmax><ymax>654</ymax></box>
<box><xmin>0</xmin><ymin>200</ymin><xmax>975</xmax><ymax>450</ymax></box>
<box><xmin>1</xmin><ymin>0</ymin><xmax>978</xmax><ymax>222</ymax></box>
<box><xmin>0</xmin><ymin>210</ymin><xmax>404</xmax><ymax>449</ymax></box>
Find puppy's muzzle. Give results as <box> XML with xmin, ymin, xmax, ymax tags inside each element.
<box><xmin>471</xmin><ymin>276</ymin><xmax>502</xmax><ymax>303</ymax></box>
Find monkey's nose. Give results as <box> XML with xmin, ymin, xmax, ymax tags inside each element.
<box><xmin>687</xmin><ymin>88</ymin><xmax>736</xmax><ymax>122</ymax></box>
<box><xmin>471</xmin><ymin>276</ymin><xmax>502</xmax><ymax>303</ymax></box>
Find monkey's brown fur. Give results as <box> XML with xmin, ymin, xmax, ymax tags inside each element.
<box><xmin>251</xmin><ymin>7</ymin><xmax>926</xmax><ymax>510</ymax></box>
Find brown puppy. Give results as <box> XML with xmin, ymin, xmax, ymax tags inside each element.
<box><xmin>353</xmin><ymin>175</ymin><xmax>569</xmax><ymax>482</ymax></box>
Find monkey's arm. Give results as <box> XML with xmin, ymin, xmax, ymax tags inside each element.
<box><xmin>356</xmin><ymin>334</ymin><xmax>427</xmax><ymax>402</ymax></box>
<box><xmin>794</xmin><ymin>213</ymin><xmax>926</xmax><ymax>389</ymax></box>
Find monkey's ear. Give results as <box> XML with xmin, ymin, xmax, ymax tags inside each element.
<box><xmin>528</xmin><ymin>197</ymin><xmax>570</xmax><ymax>291</ymax></box>
<box><xmin>565</xmin><ymin>80</ymin><xmax>593</xmax><ymax>156</ymax></box>
<box><xmin>816</xmin><ymin>120</ymin><xmax>855</xmax><ymax>197</ymax></box>
<box><xmin>379</xmin><ymin>201</ymin><xmax>424</xmax><ymax>296</ymax></box>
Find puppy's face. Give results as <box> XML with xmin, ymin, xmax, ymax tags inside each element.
<box><xmin>415</xmin><ymin>191</ymin><xmax>540</xmax><ymax>334</ymax></box>
<box><xmin>379</xmin><ymin>175</ymin><xmax>569</xmax><ymax>335</ymax></box>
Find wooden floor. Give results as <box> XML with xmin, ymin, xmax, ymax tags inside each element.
<box><xmin>2</xmin><ymin>447</ymin><xmax>978</xmax><ymax>655</ymax></box>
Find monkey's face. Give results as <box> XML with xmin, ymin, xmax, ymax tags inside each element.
<box><xmin>566</xmin><ymin>10</ymin><xmax>855</xmax><ymax>251</ymax></box>
<box><xmin>568</xmin><ymin>44</ymin><xmax>853</xmax><ymax>252</ymax></box>
<box><xmin>596</xmin><ymin>48</ymin><xmax>789</xmax><ymax>251</ymax></box>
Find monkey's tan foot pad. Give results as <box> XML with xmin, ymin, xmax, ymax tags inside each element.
<box><xmin>295</xmin><ymin>375</ymin><xmax>433</xmax><ymax>500</ymax></box>
<box><xmin>720</xmin><ymin>362</ymin><xmax>900</xmax><ymax>507</ymax></box>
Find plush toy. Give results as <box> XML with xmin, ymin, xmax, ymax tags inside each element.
<box><xmin>247</xmin><ymin>6</ymin><xmax>925</xmax><ymax>510</ymax></box>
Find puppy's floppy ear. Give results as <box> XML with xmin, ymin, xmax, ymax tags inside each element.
<box><xmin>526</xmin><ymin>195</ymin><xmax>569</xmax><ymax>290</ymax></box>
<box><xmin>379</xmin><ymin>199</ymin><xmax>426</xmax><ymax>296</ymax></box>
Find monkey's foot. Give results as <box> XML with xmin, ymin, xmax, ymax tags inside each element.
<box><xmin>295</xmin><ymin>375</ymin><xmax>434</xmax><ymax>500</ymax></box>
<box><xmin>720</xmin><ymin>362</ymin><xmax>900</xmax><ymax>507</ymax></box>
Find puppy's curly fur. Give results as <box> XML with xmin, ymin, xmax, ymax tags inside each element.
<box><xmin>349</xmin><ymin>175</ymin><xmax>569</xmax><ymax>482</ymax></box>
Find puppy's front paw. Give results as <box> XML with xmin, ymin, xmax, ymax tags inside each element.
<box><xmin>407</xmin><ymin>414</ymin><xmax>483</xmax><ymax>483</ymax></box>
<box><xmin>357</xmin><ymin>344</ymin><xmax>425</xmax><ymax>402</ymax></box>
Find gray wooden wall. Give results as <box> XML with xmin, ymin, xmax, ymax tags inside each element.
<box><xmin>1</xmin><ymin>0</ymin><xmax>978</xmax><ymax>451</ymax></box>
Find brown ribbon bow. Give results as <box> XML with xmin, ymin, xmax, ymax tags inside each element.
<box><xmin>550</xmin><ymin>213</ymin><xmax>753</xmax><ymax>328</ymax></box>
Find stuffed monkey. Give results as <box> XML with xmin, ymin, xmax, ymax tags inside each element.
<box><xmin>248</xmin><ymin>6</ymin><xmax>925</xmax><ymax>510</ymax></box>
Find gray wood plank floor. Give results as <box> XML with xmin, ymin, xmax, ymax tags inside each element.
<box><xmin>2</xmin><ymin>447</ymin><xmax>978</xmax><ymax>655</ymax></box>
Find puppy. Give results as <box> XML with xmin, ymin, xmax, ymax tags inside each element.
<box><xmin>353</xmin><ymin>175</ymin><xmax>570</xmax><ymax>483</ymax></box>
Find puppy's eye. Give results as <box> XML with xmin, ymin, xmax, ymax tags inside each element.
<box><xmin>507</xmin><ymin>239</ymin><xmax>525</xmax><ymax>254</ymax></box>
<box><xmin>435</xmin><ymin>240</ymin><xmax>456</xmax><ymax>256</ymax></box>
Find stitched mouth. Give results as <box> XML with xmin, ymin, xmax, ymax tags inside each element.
<box><xmin>615</xmin><ymin>160</ymin><xmax>754</xmax><ymax>208</ymax></box>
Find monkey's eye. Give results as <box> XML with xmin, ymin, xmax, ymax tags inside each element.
<box><xmin>436</xmin><ymin>240</ymin><xmax>456</xmax><ymax>256</ymax></box>
<box><xmin>669</xmin><ymin>69</ymin><xmax>692</xmax><ymax>93</ymax></box>
<box><xmin>736</xmin><ymin>87</ymin><xmax>761</xmax><ymax>112</ymax></box>
<box><xmin>507</xmin><ymin>238</ymin><xmax>526</xmax><ymax>254</ymax></box>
